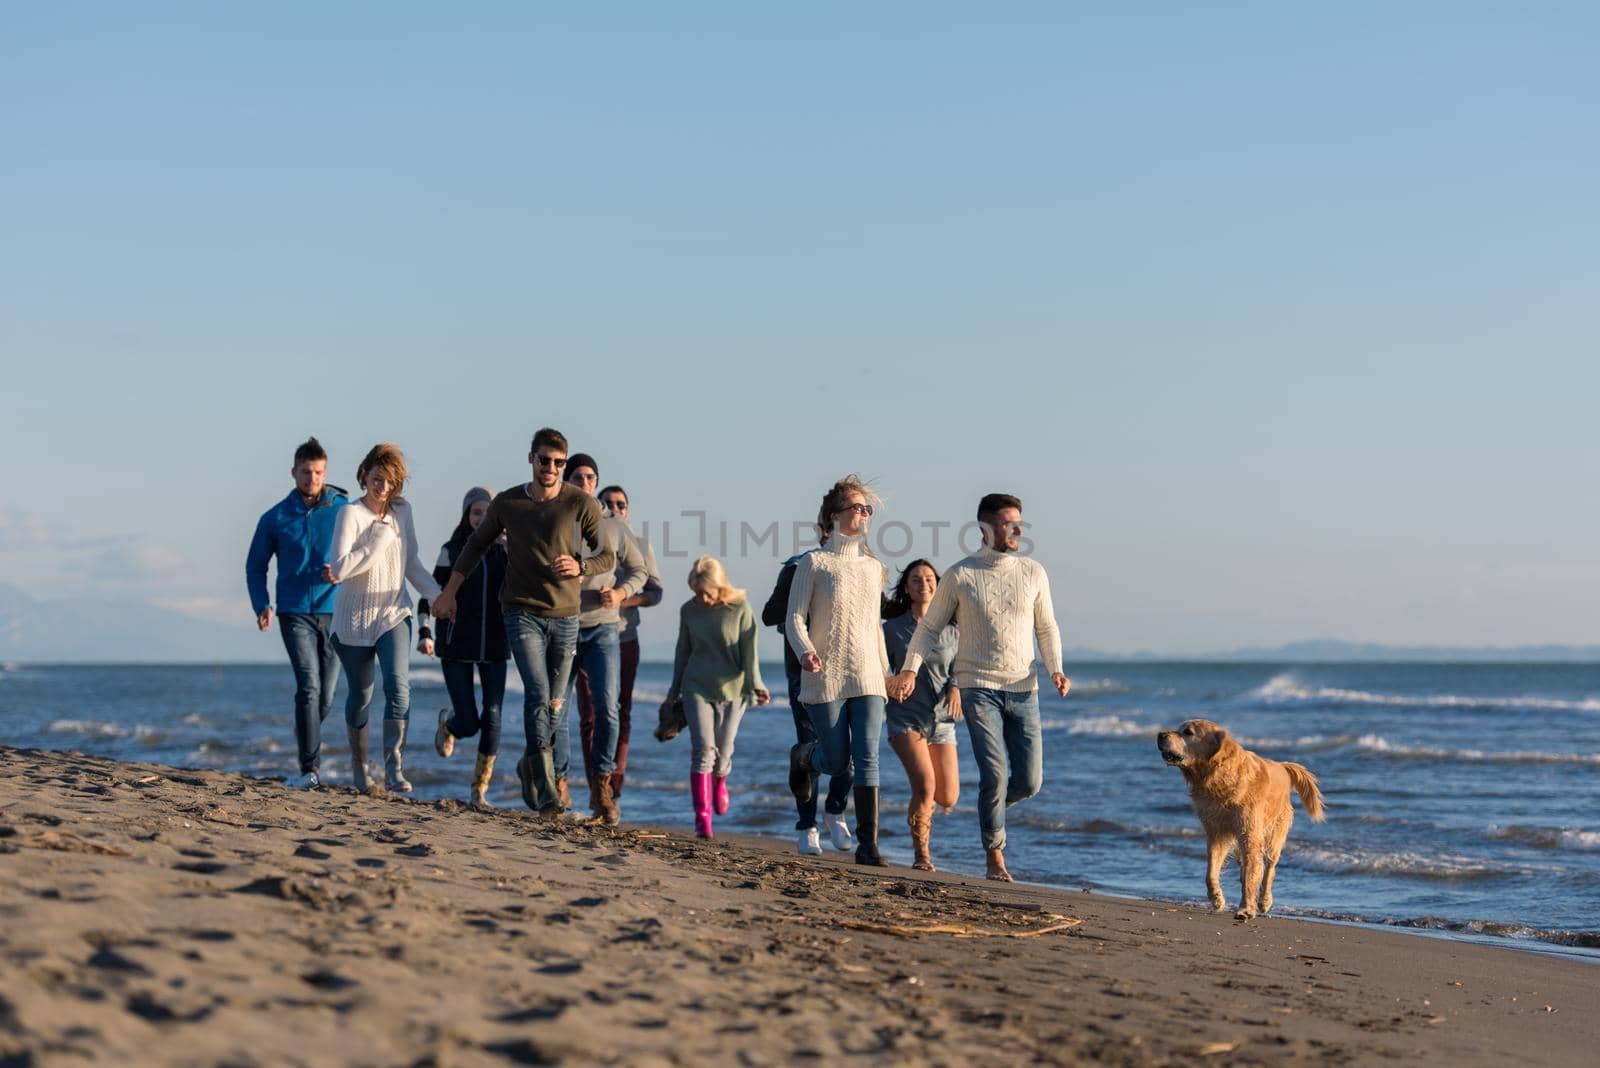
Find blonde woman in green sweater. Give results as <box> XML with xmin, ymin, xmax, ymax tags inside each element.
<box><xmin>668</xmin><ymin>555</ymin><xmax>770</xmax><ymax>838</ymax></box>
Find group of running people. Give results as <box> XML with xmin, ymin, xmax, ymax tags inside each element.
<box><xmin>247</xmin><ymin>428</ymin><xmax>1069</xmax><ymax>881</ymax></box>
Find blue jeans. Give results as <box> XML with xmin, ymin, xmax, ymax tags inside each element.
<box><xmin>963</xmin><ymin>687</ymin><xmax>1044</xmax><ymax>852</ymax></box>
<box><xmin>442</xmin><ymin>658</ymin><xmax>507</xmax><ymax>757</ymax></box>
<box><xmin>332</xmin><ymin>619</ymin><xmax>411</xmax><ymax>731</ymax></box>
<box><xmin>787</xmin><ymin>677</ymin><xmax>852</xmax><ymax>828</ymax></box>
<box><xmin>505</xmin><ymin>611</ymin><xmax>578</xmax><ymax>751</ymax></box>
<box><xmin>557</xmin><ymin>622</ymin><xmax>622</xmax><ymax>780</ymax></box>
<box><xmin>806</xmin><ymin>695</ymin><xmax>885</xmax><ymax>788</ymax></box>
<box><xmin>278</xmin><ymin>612</ymin><xmax>340</xmax><ymax>773</ymax></box>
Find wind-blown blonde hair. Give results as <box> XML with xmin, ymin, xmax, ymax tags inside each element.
<box><xmin>688</xmin><ymin>555</ymin><xmax>746</xmax><ymax>606</ymax></box>
<box><xmin>356</xmin><ymin>443</ymin><xmax>408</xmax><ymax>503</ymax></box>
<box><xmin>815</xmin><ymin>474</ymin><xmax>882</xmax><ymax>549</ymax></box>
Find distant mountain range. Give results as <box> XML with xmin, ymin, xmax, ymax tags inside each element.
<box><xmin>0</xmin><ymin>584</ymin><xmax>1594</xmax><ymax>663</ymax></box>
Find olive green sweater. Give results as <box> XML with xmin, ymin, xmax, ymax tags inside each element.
<box><xmin>668</xmin><ymin>597</ymin><xmax>765</xmax><ymax>704</ymax></box>
<box><xmin>452</xmin><ymin>483</ymin><xmax>614</xmax><ymax>618</ymax></box>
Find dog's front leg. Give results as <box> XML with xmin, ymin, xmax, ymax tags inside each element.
<box><xmin>1235</xmin><ymin>834</ymin><xmax>1263</xmax><ymax>920</ymax></box>
<box><xmin>1205</xmin><ymin>837</ymin><xmax>1230</xmax><ymax>911</ymax></box>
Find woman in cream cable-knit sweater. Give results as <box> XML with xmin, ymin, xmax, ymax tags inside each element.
<box><xmin>785</xmin><ymin>476</ymin><xmax>893</xmax><ymax>866</ymax></box>
<box><xmin>323</xmin><ymin>443</ymin><xmax>442</xmax><ymax>794</ymax></box>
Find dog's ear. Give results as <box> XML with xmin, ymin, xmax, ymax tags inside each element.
<box><xmin>1211</xmin><ymin>727</ymin><xmax>1240</xmax><ymax>760</ymax></box>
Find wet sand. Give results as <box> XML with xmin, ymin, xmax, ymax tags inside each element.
<box><xmin>1</xmin><ymin>745</ymin><xmax>1595</xmax><ymax>1066</ymax></box>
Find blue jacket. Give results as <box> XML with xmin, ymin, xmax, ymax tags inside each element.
<box><xmin>246</xmin><ymin>486</ymin><xmax>349</xmax><ymax>615</ymax></box>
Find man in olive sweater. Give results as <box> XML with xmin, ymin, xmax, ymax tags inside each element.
<box><xmin>431</xmin><ymin>428</ymin><xmax>614</xmax><ymax>814</ymax></box>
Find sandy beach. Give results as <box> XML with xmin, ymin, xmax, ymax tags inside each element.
<box><xmin>1</xmin><ymin>745</ymin><xmax>1594</xmax><ymax>1066</ymax></box>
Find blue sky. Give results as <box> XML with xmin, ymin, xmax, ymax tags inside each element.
<box><xmin>2</xmin><ymin>3</ymin><xmax>1596</xmax><ymax>657</ymax></box>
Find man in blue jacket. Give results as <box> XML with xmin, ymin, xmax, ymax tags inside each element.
<box><xmin>246</xmin><ymin>437</ymin><xmax>349</xmax><ymax>788</ymax></box>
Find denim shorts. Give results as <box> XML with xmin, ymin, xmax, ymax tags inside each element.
<box><xmin>886</xmin><ymin>701</ymin><xmax>957</xmax><ymax>746</ymax></box>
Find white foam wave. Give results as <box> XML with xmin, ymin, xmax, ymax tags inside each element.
<box><xmin>1291</xmin><ymin>846</ymin><xmax>1516</xmax><ymax>881</ymax></box>
<box><xmin>1353</xmin><ymin>734</ymin><xmax>1600</xmax><ymax>765</ymax></box>
<box><xmin>48</xmin><ymin>718</ymin><xmax>129</xmax><ymax>737</ymax></box>
<box><xmin>1488</xmin><ymin>825</ymin><xmax>1600</xmax><ymax>852</ymax></box>
<box><xmin>1042</xmin><ymin>714</ymin><xmax>1156</xmax><ymax>737</ymax></box>
<box><xmin>1066</xmin><ymin>678</ymin><xmax>1129</xmax><ymax>696</ymax></box>
<box><xmin>1251</xmin><ymin>674</ymin><xmax>1600</xmax><ymax>713</ymax></box>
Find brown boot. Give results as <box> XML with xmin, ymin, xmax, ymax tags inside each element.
<box><xmin>556</xmin><ymin>776</ymin><xmax>573</xmax><ymax>812</ymax></box>
<box><xmin>909</xmin><ymin>806</ymin><xmax>935</xmax><ymax>871</ymax></box>
<box><xmin>588</xmin><ymin>773</ymin><xmax>619</xmax><ymax>826</ymax></box>
<box><xmin>471</xmin><ymin>753</ymin><xmax>495</xmax><ymax>808</ymax></box>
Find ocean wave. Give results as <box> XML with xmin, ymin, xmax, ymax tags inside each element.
<box><xmin>1352</xmin><ymin>734</ymin><xmax>1600</xmax><ymax>765</ymax></box>
<box><xmin>1487</xmin><ymin>825</ymin><xmax>1600</xmax><ymax>853</ymax></box>
<box><xmin>46</xmin><ymin>718</ymin><xmax>158</xmax><ymax>739</ymax></box>
<box><xmin>1250</xmin><ymin>674</ymin><xmax>1600</xmax><ymax>713</ymax></box>
<box><xmin>1010</xmin><ymin>811</ymin><xmax>1203</xmax><ymax>838</ymax></box>
<box><xmin>1041</xmin><ymin>714</ymin><xmax>1156</xmax><ymax>737</ymax></box>
<box><xmin>1066</xmin><ymin>678</ymin><xmax>1130</xmax><ymax>697</ymax></box>
<box><xmin>1289</xmin><ymin>846</ymin><xmax>1518</xmax><ymax>881</ymax></box>
<box><xmin>1284</xmin><ymin>909</ymin><xmax>1600</xmax><ymax>951</ymax></box>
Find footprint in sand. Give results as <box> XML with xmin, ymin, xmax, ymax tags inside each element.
<box><xmin>496</xmin><ymin>1000</ymin><xmax>569</xmax><ymax>1023</ymax></box>
<box><xmin>173</xmin><ymin>861</ymin><xmax>230</xmax><ymax>875</ymax></box>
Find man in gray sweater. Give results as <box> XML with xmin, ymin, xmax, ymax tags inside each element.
<box><xmin>555</xmin><ymin>453</ymin><xmax>649</xmax><ymax>824</ymax></box>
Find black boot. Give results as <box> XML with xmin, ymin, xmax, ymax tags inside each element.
<box><xmin>853</xmin><ymin>787</ymin><xmax>887</xmax><ymax>866</ymax></box>
<box><xmin>517</xmin><ymin>747</ymin><xmax>560</xmax><ymax>813</ymax></box>
<box><xmin>789</xmin><ymin>743</ymin><xmax>817</xmax><ymax>805</ymax></box>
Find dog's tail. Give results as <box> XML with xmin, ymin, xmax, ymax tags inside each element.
<box><xmin>1283</xmin><ymin>763</ymin><xmax>1325</xmax><ymax>822</ymax></box>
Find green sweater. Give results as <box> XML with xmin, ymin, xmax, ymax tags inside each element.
<box><xmin>453</xmin><ymin>483</ymin><xmax>615</xmax><ymax>618</ymax></box>
<box><xmin>669</xmin><ymin>597</ymin><xmax>765</xmax><ymax>704</ymax></box>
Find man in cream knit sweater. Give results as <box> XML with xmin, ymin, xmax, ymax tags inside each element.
<box><xmin>888</xmin><ymin>493</ymin><xmax>1070</xmax><ymax>882</ymax></box>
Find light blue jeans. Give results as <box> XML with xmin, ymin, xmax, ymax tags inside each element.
<box><xmin>505</xmin><ymin>611</ymin><xmax>578</xmax><ymax>751</ymax></box>
<box><xmin>332</xmin><ymin>619</ymin><xmax>411</xmax><ymax>731</ymax></box>
<box><xmin>556</xmin><ymin>622</ymin><xmax>622</xmax><ymax>780</ymax></box>
<box><xmin>963</xmin><ymin>687</ymin><xmax>1043</xmax><ymax>852</ymax></box>
<box><xmin>805</xmin><ymin>695</ymin><xmax>885</xmax><ymax>788</ymax></box>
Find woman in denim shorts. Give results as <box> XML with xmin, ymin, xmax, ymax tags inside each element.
<box><xmin>882</xmin><ymin>559</ymin><xmax>961</xmax><ymax>871</ymax></box>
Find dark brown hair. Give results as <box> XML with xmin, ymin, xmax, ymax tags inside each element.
<box><xmin>293</xmin><ymin>437</ymin><xmax>327</xmax><ymax>466</ymax></box>
<box><xmin>530</xmin><ymin>427</ymin><xmax>568</xmax><ymax>455</ymax></box>
<box><xmin>882</xmin><ymin>558</ymin><xmax>939</xmax><ymax>620</ymax></box>
<box><xmin>977</xmin><ymin>492</ymin><xmax>1022</xmax><ymax>520</ymax></box>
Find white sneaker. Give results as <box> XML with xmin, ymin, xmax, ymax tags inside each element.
<box><xmin>287</xmin><ymin>771</ymin><xmax>320</xmax><ymax>790</ymax></box>
<box><xmin>796</xmin><ymin>827</ymin><xmax>823</xmax><ymax>855</ymax></box>
<box><xmin>824</xmin><ymin>811</ymin><xmax>856</xmax><ymax>852</ymax></box>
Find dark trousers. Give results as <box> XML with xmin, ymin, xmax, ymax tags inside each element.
<box><xmin>278</xmin><ymin>612</ymin><xmax>340</xmax><ymax>774</ymax></box>
<box><xmin>441</xmin><ymin>658</ymin><xmax>507</xmax><ymax>757</ymax></box>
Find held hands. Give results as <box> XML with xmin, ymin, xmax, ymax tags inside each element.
<box><xmin>256</xmin><ymin>608</ymin><xmax>273</xmax><ymax>631</ymax></box>
<box><xmin>418</xmin><ymin>637</ymin><xmax>435</xmax><ymax>658</ymax></box>
<box><xmin>886</xmin><ymin>669</ymin><xmax>916</xmax><ymax>702</ymax></box>
<box><xmin>1052</xmin><ymin>672</ymin><xmax>1071</xmax><ymax>697</ymax></box>
<box><xmin>432</xmin><ymin>590</ymin><xmax>457</xmax><ymax>620</ymax></box>
<box><xmin>801</xmin><ymin>651</ymin><xmax>822</xmax><ymax>673</ymax></box>
<box><xmin>320</xmin><ymin>563</ymin><xmax>338</xmax><ymax>584</ymax></box>
<box><xmin>753</xmin><ymin>688</ymin><xmax>771</xmax><ymax>707</ymax></box>
<box><xmin>551</xmin><ymin>554</ymin><xmax>581</xmax><ymax>578</ymax></box>
<box><xmin>598</xmin><ymin>586</ymin><xmax>624</xmax><ymax>610</ymax></box>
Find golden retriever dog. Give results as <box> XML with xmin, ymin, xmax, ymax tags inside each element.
<box><xmin>1156</xmin><ymin>719</ymin><xmax>1325</xmax><ymax>920</ymax></box>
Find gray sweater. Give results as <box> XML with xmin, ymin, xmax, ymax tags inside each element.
<box><xmin>617</xmin><ymin>525</ymin><xmax>663</xmax><ymax>643</ymax></box>
<box><xmin>576</xmin><ymin>514</ymin><xmax>650</xmax><ymax>628</ymax></box>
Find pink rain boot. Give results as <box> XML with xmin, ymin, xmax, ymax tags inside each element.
<box><xmin>691</xmin><ymin>772</ymin><xmax>714</xmax><ymax>838</ymax></box>
<box><xmin>713</xmin><ymin>775</ymin><xmax>730</xmax><ymax>816</ymax></box>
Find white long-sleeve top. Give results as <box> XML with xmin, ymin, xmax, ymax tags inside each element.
<box><xmin>785</xmin><ymin>535</ymin><xmax>891</xmax><ymax>705</ymax></box>
<box><xmin>902</xmin><ymin>546</ymin><xmax>1063</xmax><ymax>693</ymax></box>
<box><xmin>327</xmin><ymin>498</ymin><xmax>442</xmax><ymax>646</ymax></box>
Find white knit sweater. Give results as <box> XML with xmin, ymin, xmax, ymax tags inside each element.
<box><xmin>327</xmin><ymin>498</ymin><xmax>442</xmax><ymax>646</ymax></box>
<box><xmin>903</xmin><ymin>546</ymin><xmax>1063</xmax><ymax>693</ymax></box>
<box><xmin>785</xmin><ymin>536</ymin><xmax>891</xmax><ymax>705</ymax></box>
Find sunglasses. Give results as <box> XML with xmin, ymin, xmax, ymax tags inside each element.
<box><xmin>535</xmin><ymin>455</ymin><xmax>568</xmax><ymax>469</ymax></box>
<box><xmin>837</xmin><ymin>503</ymin><xmax>874</xmax><ymax>517</ymax></box>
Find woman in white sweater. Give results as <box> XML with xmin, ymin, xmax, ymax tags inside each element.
<box><xmin>785</xmin><ymin>476</ymin><xmax>892</xmax><ymax>866</ymax></box>
<box><xmin>323</xmin><ymin>443</ymin><xmax>442</xmax><ymax>793</ymax></box>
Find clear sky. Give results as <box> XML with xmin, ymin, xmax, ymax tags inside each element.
<box><xmin>2</xmin><ymin>2</ymin><xmax>1596</xmax><ymax>658</ymax></box>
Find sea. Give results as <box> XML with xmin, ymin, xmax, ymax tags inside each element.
<box><xmin>3</xmin><ymin>660</ymin><xmax>1596</xmax><ymax>960</ymax></box>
